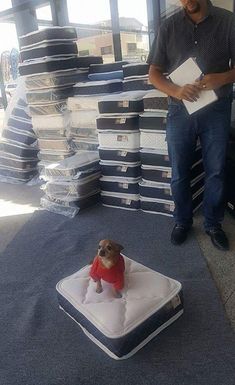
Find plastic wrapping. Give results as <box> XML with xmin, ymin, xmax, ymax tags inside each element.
<box><xmin>12</xmin><ymin>106</ymin><xmax>31</xmax><ymax>121</ymax></box>
<box><xmin>38</xmin><ymin>151</ymin><xmax>74</xmax><ymax>162</ymax></box>
<box><xmin>19</xmin><ymin>57</ymin><xmax>79</xmax><ymax>76</ymax></box>
<box><xmin>43</xmin><ymin>172</ymin><xmax>100</xmax><ymax>200</ymax></box>
<box><xmin>20</xmin><ymin>42</ymin><xmax>78</xmax><ymax>61</ymax></box>
<box><xmin>25</xmin><ymin>69</ymin><xmax>88</xmax><ymax>90</ymax></box>
<box><xmin>74</xmin><ymin>79</ymin><xmax>123</xmax><ymax>96</ymax></box>
<box><xmin>33</xmin><ymin>127</ymin><xmax>66</xmax><ymax>138</ymax></box>
<box><xmin>44</xmin><ymin>151</ymin><xmax>100</xmax><ymax>179</ymax></box>
<box><xmin>101</xmin><ymin>191</ymin><xmax>140</xmax><ymax>211</ymax></box>
<box><xmin>38</xmin><ymin>138</ymin><xmax>71</xmax><ymax>151</ymax></box>
<box><xmin>0</xmin><ymin>140</ymin><xmax>39</xmax><ymax>158</ymax></box>
<box><xmin>71</xmin><ymin>138</ymin><xmax>99</xmax><ymax>152</ymax></box>
<box><xmin>40</xmin><ymin>191</ymin><xmax>100</xmax><ymax>217</ymax></box>
<box><xmin>67</xmin><ymin>95</ymin><xmax>102</xmax><ymax>111</ymax></box>
<box><xmin>32</xmin><ymin>113</ymin><xmax>70</xmax><ymax>129</ymax></box>
<box><xmin>100</xmin><ymin>160</ymin><xmax>141</xmax><ymax>178</ymax></box>
<box><xmin>0</xmin><ymin>166</ymin><xmax>37</xmax><ymax>182</ymax></box>
<box><xmin>0</xmin><ymin>151</ymin><xmax>38</xmax><ymax>169</ymax></box>
<box><xmin>100</xmin><ymin>176</ymin><xmax>140</xmax><ymax>195</ymax></box>
<box><xmin>26</xmin><ymin>86</ymin><xmax>74</xmax><ymax>104</ymax></box>
<box><xmin>68</xmin><ymin>127</ymin><xmax>97</xmax><ymax>139</ymax></box>
<box><xmin>88</xmin><ymin>71</ymin><xmax>123</xmax><ymax>81</ymax></box>
<box><xmin>2</xmin><ymin>127</ymin><xmax>36</xmax><ymax>146</ymax></box>
<box><xmin>29</xmin><ymin>101</ymin><xmax>67</xmax><ymax>116</ymax></box>
<box><xmin>70</xmin><ymin>110</ymin><xmax>98</xmax><ymax>129</ymax></box>
<box><xmin>7</xmin><ymin>116</ymin><xmax>33</xmax><ymax>133</ymax></box>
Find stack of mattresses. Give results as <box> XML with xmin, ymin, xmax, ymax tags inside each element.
<box><xmin>139</xmin><ymin>96</ymin><xmax>204</xmax><ymax>215</ymax></box>
<box><xmin>97</xmin><ymin>91</ymin><xmax>147</xmax><ymax>210</ymax></box>
<box><xmin>70</xmin><ymin>63</ymin><xmax>126</xmax><ymax>154</ymax></box>
<box><xmin>122</xmin><ymin>63</ymin><xmax>154</xmax><ymax>92</ymax></box>
<box><xmin>19</xmin><ymin>27</ymin><xmax>103</xmax><ymax>177</ymax></box>
<box><xmin>88</xmin><ymin>61</ymin><xmax>128</xmax><ymax>81</ymax></box>
<box><xmin>41</xmin><ymin>151</ymin><xmax>101</xmax><ymax>217</ymax></box>
<box><xmin>0</xmin><ymin>97</ymin><xmax>39</xmax><ymax>183</ymax></box>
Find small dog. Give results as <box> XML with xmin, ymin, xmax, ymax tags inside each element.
<box><xmin>90</xmin><ymin>239</ymin><xmax>125</xmax><ymax>298</ymax></box>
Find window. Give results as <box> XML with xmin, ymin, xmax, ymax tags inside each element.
<box><xmin>36</xmin><ymin>5</ymin><xmax>52</xmax><ymax>21</ymax></box>
<box><xmin>101</xmin><ymin>45</ymin><xmax>113</xmax><ymax>55</ymax></box>
<box><xmin>127</xmin><ymin>43</ymin><xmax>137</xmax><ymax>53</ymax></box>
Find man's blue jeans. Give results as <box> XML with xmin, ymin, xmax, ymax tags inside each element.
<box><xmin>166</xmin><ymin>97</ymin><xmax>232</xmax><ymax>230</ymax></box>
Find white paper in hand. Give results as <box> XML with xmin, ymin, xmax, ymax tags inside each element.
<box><xmin>169</xmin><ymin>58</ymin><xmax>218</xmax><ymax>114</ymax></box>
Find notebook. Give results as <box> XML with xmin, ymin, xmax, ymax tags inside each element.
<box><xmin>169</xmin><ymin>58</ymin><xmax>218</xmax><ymax>114</ymax></box>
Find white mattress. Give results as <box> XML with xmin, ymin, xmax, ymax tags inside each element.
<box><xmin>56</xmin><ymin>255</ymin><xmax>183</xmax><ymax>359</ymax></box>
<box><xmin>98</xmin><ymin>130</ymin><xmax>140</xmax><ymax>149</ymax></box>
<box><xmin>70</xmin><ymin>110</ymin><xmax>98</xmax><ymax>129</ymax></box>
<box><xmin>140</xmin><ymin>130</ymin><xmax>167</xmax><ymax>150</ymax></box>
<box><xmin>32</xmin><ymin>113</ymin><xmax>70</xmax><ymax>129</ymax></box>
<box><xmin>67</xmin><ymin>96</ymin><xmax>102</xmax><ymax>111</ymax></box>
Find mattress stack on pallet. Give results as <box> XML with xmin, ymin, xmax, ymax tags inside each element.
<box><xmin>139</xmin><ymin>92</ymin><xmax>204</xmax><ymax>215</ymax></box>
<box><xmin>122</xmin><ymin>63</ymin><xmax>155</xmax><ymax>92</ymax></box>
<box><xmin>0</xmin><ymin>97</ymin><xmax>39</xmax><ymax>183</ymax></box>
<box><xmin>68</xmin><ymin>62</ymin><xmax>126</xmax><ymax>154</ymax></box>
<box><xmin>18</xmin><ymin>27</ymin><xmax>103</xmax><ymax>178</ymax></box>
<box><xmin>97</xmin><ymin>91</ymin><xmax>147</xmax><ymax>210</ymax></box>
<box><xmin>41</xmin><ymin>151</ymin><xmax>101</xmax><ymax>217</ymax></box>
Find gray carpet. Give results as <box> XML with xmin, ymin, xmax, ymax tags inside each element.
<box><xmin>1</xmin><ymin>205</ymin><xmax>235</xmax><ymax>385</ymax></box>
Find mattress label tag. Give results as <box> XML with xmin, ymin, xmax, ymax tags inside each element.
<box><xmin>144</xmin><ymin>79</ymin><xmax>149</xmax><ymax>85</ymax></box>
<box><xmin>164</xmin><ymin>155</ymin><xmax>169</xmax><ymax>161</ymax></box>
<box><xmin>171</xmin><ymin>294</ymin><xmax>181</xmax><ymax>309</ymax></box>
<box><xmin>121</xmin><ymin>165</ymin><xmax>128</xmax><ymax>172</ymax></box>
<box><xmin>118</xmin><ymin>100</ymin><xmax>129</xmax><ymax>108</ymax></box>
<box><xmin>168</xmin><ymin>170</ymin><xmax>172</xmax><ymax>178</ymax></box>
<box><xmin>117</xmin><ymin>135</ymin><xmax>128</xmax><ymax>142</ymax></box>
<box><xmin>118</xmin><ymin>150</ymin><xmax>127</xmax><ymax>157</ymax></box>
<box><xmin>164</xmin><ymin>189</ymin><xmax>171</xmax><ymax>195</ymax></box>
<box><xmin>116</xmin><ymin>118</ymin><xmax>126</xmax><ymax>124</ymax></box>
<box><xmin>119</xmin><ymin>182</ymin><xmax>128</xmax><ymax>189</ymax></box>
<box><xmin>121</xmin><ymin>198</ymin><xmax>131</xmax><ymax>205</ymax></box>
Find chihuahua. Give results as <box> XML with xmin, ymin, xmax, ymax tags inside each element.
<box><xmin>90</xmin><ymin>239</ymin><xmax>125</xmax><ymax>298</ymax></box>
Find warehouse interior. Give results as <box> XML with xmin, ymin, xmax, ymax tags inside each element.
<box><xmin>0</xmin><ymin>1</ymin><xmax>235</xmax><ymax>384</ymax></box>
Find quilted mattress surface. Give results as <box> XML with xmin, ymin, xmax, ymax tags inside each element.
<box><xmin>56</xmin><ymin>256</ymin><xmax>183</xmax><ymax>359</ymax></box>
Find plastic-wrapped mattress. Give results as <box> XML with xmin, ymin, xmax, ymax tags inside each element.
<box><xmin>101</xmin><ymin>191</ymin><xmax>140</xmax><ymax>210</ymax></box>
<box><xmin>139</xmin><ymin>111</ymin><xmax>167</xmax><ymax>130</ymax></box>
<box><xmin>99</xmin><ymin>148</ymin><xmax>140</xmax><ymax>163</ymax></box>
<box><xmin>100</xmin><ymin>176</ymin><xmax>140</xmax><ymax>194</ymax></box>
<box><xmin>140</xmin><ymin>189</ymin><xmax>204</xmax><ymax>216</ymax></box>
<box><xmin>0</xmin><ymin>166</ymin><xmax>37</xmax><ymax>182</ymax></box>
<box><xmin>44</xmin><ymin>151</ymin><xmax>100</xmax><ymax>179</ymax></box>
<box><xmin>70</xmin><ymin>110</ymin><xmax>98</xmax><ymax>129</ymax></box>
<box><xmin>19</xmin><ymin>57</ymin><xmax>79</xmax><ymax>76</ymax></box>
<box><xmin>123</xmin><ymin>63</ymin><xmax>149</xmax><ymax>79</ymax></box>
<box><xmin>0</xmin><ymin>140</ymin><xmax>39</xmax><ymax>158</ymax></box>
<box><xmin>67</xmin><ymin>95</ymin><xmax>101</xmax><ymax>111</ymax></box>
<box><xmin>68</xmin><ymin>127</ymin><xmax>97</xmax><ymax>139</ymax></box>
<box><xmin>2</xmin><ymin>127</ymin><xmax>36</xmax><ymax>146</ymax></box>
<box><xmin>25</xmin><ymin>69</ymin><xmax>88</xmax><ymax>90</ymax></box>
<box><xmin>7</xmin><ymin>117</ymin><xmax>33</xmax><ymax>133</ymax></box>
<box><xmin>20</xmin><ymin>42</ymin><xmax>78</xmax><ymax>61</ymax></box>
<box><xmin>140</xmin><ymin>147</ymin><xmax>202</xmax><ymax>167</ymax></box>
<box><xmin>56</xmin><ymin>256</ymin><xmax>183</xmax><ymax>359</ymax></box>
<box><xmin>38</xmin><ymin>138</ymin><xmax>70</xmax><ymax>152</ymax></box>
<box><xmin>29</xmin><ymin>101</ymin><xmax>67</xmax><ymax>116</ymax></box>
<box><xmin>33</xmin><ymin>126</ymin><xmax>67</xmax><ymax>138</ymax></box>
<box><xmin>44</xmin><ymin>173</ymin><xmax>100</xmax><ymax>200</ymax></box>
<box><xmin>143</xmin><ymin>90</ymin><xmax>168</xmax><ymax>111</ymax></box>
<box><xmin>74</xmin><ymin>79</ymin><xmax>123</xmax><ymax>96</ymax></box>
<box><xmin>123</xmin><ymin>76</ymin><xmax>155</xmax><ymax>92</ymax></box>
<box><xmin>89</xmin><ymin>61</ymin><xmax>128</xmax><ymax>74</ymax></box>
<box><xmin>32</xmin><ymin>113</ymin><xmax>69</xmax><ymax>129</ymax></box>
<box><xmin>96</xmin><ymin>115</ymin><xmax>139</xmax><ymax>131</ymax></box>
<box><xmin>88</xmin><ymin>71</ymin><xmax>123</xmax><ymax>81</ymax></box>
<box><xmin>98</xmin><ymin>130</ymin><xmax>140</xmax><ymax>149</ymax></box>
<box><xmin>100</xmin><ymin>160</ymin><xmax>141</xmax><ymax>178</ymax></box>
<box><xmin>98</xmin><ymin>91</ymin><xmax>146</xmax><ymax>115</ymax></box>
<box><xmin>41</xmin><ymin>191</ymin><xmax>100</xmax><ymax>217</ymax></box>
<box><xmin>0</xmin><ymin>152</ymin><xmax>38</xmax><ymax>169</ymax></box>
<box><xmin>12</xmin><ymin>106</ymin><xmax>31</xmax><ymax>121</ymax></box>
<box><xmin>71</xmin><ymin>139</ymin><xmax>99</xmax><ymax>152</ymax></box>
<box><xmin>19</xmin><ymin>27</ymin><xmax>77</xmax><ymax>49</ymax></box>
<box><xmin>26</xmin><ymin>86</ymin><xmax>74</xmax><ymax>104</ymax></box>
<box><xmin>38</xmin><ymin>151</ymin><xmax>74</xmax><ymax>162</ymax></box>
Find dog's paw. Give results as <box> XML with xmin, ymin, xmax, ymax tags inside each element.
<box><xmin>113</xmin><ymin>290</ymin><xmax>122</xmax><ymax>298</ymax></box>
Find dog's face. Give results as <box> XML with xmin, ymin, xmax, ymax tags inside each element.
<box><xmin>97</xmin><ymin>239</ymin><xmax>124</xmax><ymax>268</ymax></box>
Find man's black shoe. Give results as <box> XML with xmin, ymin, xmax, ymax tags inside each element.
<box><xmin>206</xmin><ymin>228</ymin><xmax>229</xmax><ymax>251</ymax></box>
<box><xmin>171</xmin><ymin>224</ymin><xmax>190</xmax><ymax>245</ymax></box>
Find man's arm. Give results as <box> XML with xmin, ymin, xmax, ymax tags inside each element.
<box><xmin>149</xmin><ymin>64</ymin><xmax>201</xmax><ymax>102</ymax></box>
<box><xmin>196</xmin><ymin>68</ymin><xmax>235</xmax><ymax>90</ymax></box>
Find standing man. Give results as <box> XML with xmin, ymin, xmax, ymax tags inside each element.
<box><xmin>148</xmin><ymin>0</ymin><xmax>235</xmax><ymax>250</ymax></box>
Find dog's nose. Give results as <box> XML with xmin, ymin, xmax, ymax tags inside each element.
<box><xmin>99</xmin><ymin>250</ymin><xmax>105</xmax><ymax>257</ymax></box>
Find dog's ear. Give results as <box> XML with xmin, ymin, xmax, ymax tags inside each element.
<box><xmin>116</xmin><ymin>243</ymin><xmax>124</xmax><ymax>252</ymax></box>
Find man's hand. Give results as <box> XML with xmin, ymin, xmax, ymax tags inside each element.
<box><xmin>174</xmin><ymin>84</ymin><xmax>201</xmax><ymax>102</ymax></box>
<box><xmin>195</xmin><ymin>73</ymin><xmax>225</xmax><ymax>90</ymax></box>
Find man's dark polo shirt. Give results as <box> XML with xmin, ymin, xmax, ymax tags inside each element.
<box><xmin>148</xmin><ymin>2</ymin><xmax>235</xmax><ymax>98</ymax></box>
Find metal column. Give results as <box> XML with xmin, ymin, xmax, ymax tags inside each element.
<box><xmin>109</xmin><ymin>0</ymin><xmax>122</xmax><ymax>62</ymax></box>
<box><xmin>11</xmin><ymin>0</ymin><xmax>38</xmax><ymax>38</ymax></box>
<box><xmin>50</xmin><ymin>0</ymin><xmax>69</xmax><ymax>26</ymax></box>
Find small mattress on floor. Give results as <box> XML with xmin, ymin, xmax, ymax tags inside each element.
<box><xmin>56</xmin><ymin>256</ymin><xmax>183</xmax><ymax>359</ymax></box>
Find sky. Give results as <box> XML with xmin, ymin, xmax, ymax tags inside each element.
<box><xmin>0</xmin><ymin>0</ymin><xmax>149</xmax><ymax>54</ymax></box>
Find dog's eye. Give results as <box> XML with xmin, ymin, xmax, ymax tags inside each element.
<box><xmin>107</xmin><ymin>245</ymin><xmax>112</xmax><ymax>251</ymax></box>
<box><xmin>98</xmin><ymin>245</ymin><xmax>102</xmax><ymax>249</ymax></box>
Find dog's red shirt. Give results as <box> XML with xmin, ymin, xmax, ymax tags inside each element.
<box><xmin>90</xmin><ymin>255</ymin><xmax>125</xmax><ymax>291</ymax></box>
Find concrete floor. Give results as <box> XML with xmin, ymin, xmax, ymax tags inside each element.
<box><xmin>0</xmin><ymin>181</ymin><xmax>234</xmax><ymax>331</ymax></box>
